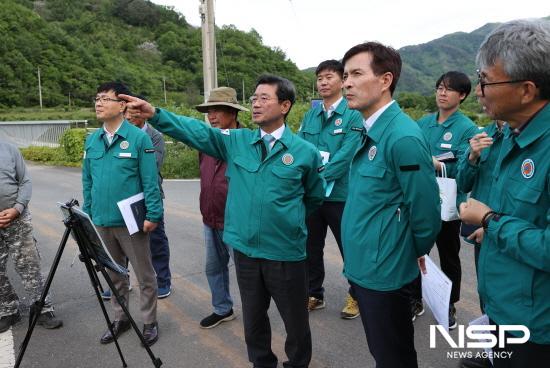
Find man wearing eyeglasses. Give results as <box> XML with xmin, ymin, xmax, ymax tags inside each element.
<box><xmin>411</xmin><ymin>71</ymin><xmax>479</xmax><ymax>330</ymax></box>
<box><xmin>460</xmin><ymin>19</ymin><xmax>550</xmax><ymax>367</ymax></box>
<box><xmin>82</xmin><ymin>82</ymin><xmax>163</xmax><ymax>347</ymax></box>
<box><xmin>121</xmin><ymin>75</ymin><xmax>324</xmax><ymax>368</ymax></box>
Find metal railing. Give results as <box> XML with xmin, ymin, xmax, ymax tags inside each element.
<box><xmin>0</xmin><ymin>120</ymin><xmax>87</xmax><ymax>148</ymax></box>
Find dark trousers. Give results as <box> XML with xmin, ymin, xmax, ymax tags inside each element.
<box><xmin>353</xmin><ymin>280</ymin><xmax>418</xmax><ymax>368</ymax></box>
<box><xmin>410</xmin><ymin>220</ymin><xmax>461</xmax><ymax>304</ymax></box>
<box><xmin>149</xmin><ymin>218</ymin><xmax>171</xmax><ymax>289</ymax></box>
<box><xmin>490</xmin><ymin>320</ymin><xmax>550</xmax><ymax>368</ymax></box>
<box><xmin>305</xmin><ymin>201</ymin><xmax>354</xmax><ymax>299</ymax></box>
<box><xmin>473</xmin><ymin>243</ymin><xmax>484</xmax><ymax>313</ymax></box>
<box><xmin>233</xmin><ymin>250</ymin><xmax>311</xmax><ymax>368</ymax></box>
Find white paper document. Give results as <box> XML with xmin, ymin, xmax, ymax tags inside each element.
<box><xmin>469</xmin><ymin>314</ymin><xmax>494</xmax><ymax>365</ymax></box>
<box><xmin>319</xmin><ymin>150</ymin><xmax>335</xmax><ymax>197</ymax></box>
<box><xmin>421</xmin><ymin>255</ymin><xmax>452</xmax><ymax>331</ymax></box>
<box><xmin>117</xmin><ymin>192</ymin><xmax>145</xmax><ymax>235</ymax></box>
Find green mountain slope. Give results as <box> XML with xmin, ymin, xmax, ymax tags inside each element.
<box><xmin>2</xmin><ymin>0</ymin><xmax>548</xmax><ymax>108</ymax></box>
<box><xmin>398</xmin><ymin>17</ymin><xmax>550</xmax><ymax>94</ymax></box>
<box><xmin>398</xmin><ymin>23</ymin><xmax>500</xmax><ymax>94</ymax></box>
<box><xmin>0</xmin><ymin>0</ymin><xmax>312</xmax><ymax>108</ymax></box>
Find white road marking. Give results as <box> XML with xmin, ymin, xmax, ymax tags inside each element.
<box><xmin>0</xmin><ymin>329</ymin><xmax>15</xmax><ymax>368</ymax></box>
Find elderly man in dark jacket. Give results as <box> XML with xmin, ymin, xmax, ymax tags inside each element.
<box><xmin>195</xmin><ymin>87</ymin><xmax>248</xmax><ymax>329</ymax></box>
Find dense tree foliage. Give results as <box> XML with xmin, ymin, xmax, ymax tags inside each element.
<box><xmin>3</xmin><ymin>0</ymin><xmax>547</xmax><ymax>115</ymax></box>
<box><xmin>0</xmin><ymin>0</ymin><xmax>314</xmax><ymax>108</ymax></box>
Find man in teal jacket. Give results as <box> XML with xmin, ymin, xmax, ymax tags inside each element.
<box><xmin>412</xmin><ymin>71</ymin><xmax>479</xmax><ymax>329</ymax></box>
<box><xmin>456</xmin><ymin>121</ymin><xmax>508</xmax><ymax>368</ymax></box>
<box><xmin>460</xmin><ymin>19</ymin><xmax>550</xmax><ymax>367</ymax></box>
<box><xmin>122</xmin><ymin>75</ymin><xmax>324</xmax><ymax>368</ymax></box>
<box><xmin>457</xmin><ymin>120</ymin><xmax>508</xmax><ymax>293</ymax></box>
<box><xmin>298</xmin><ymin>59</ymin><xmax>363</xmax><ymax>318</ymax></box>
<box><xmin>341</xmin><ymin>42</ymin><xmax>441</xmax><ymax>367</ymax></box>
<box><xmin>82</xmin><ymin>82</ymin><xmax>163</xmax><ymax>347</ymax></box>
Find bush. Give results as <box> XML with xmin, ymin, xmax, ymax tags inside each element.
<box><xmin>161</xmin><ymin>142</ymin><xmax>199</xmax><ymax>179</ymax></box>
<box><xmin>20</xmin><ymin>146</ymin><xmax>80</xmax><ymax>167</ymax></box>
<box><xmin>60</xmin><ymin>128</ymin><xmax>86</xmax><ymax>162</ymax></box>
<box><xmin>20</xmin><ymin>146</ymin><xmax>63</xmax><ymax>162</ymax></box>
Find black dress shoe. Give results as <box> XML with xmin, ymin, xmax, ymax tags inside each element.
<box><xmin>142</xmin><ymin>322</ymin><xmax>159</xmax><ymax>347</ymax></box>
<box><xmin>0</xmin><ymin>311</ymin><xmax>21</xmax><ymax>333</ymax></box>
<box><xmin>100</xmin><ymin>320</ymin><xmax>131</xmax><ymax>344</ymax></box>
<box><xmin>461</xmin><ymin>356</ymin><xmax>492</xmax><ymax>368</ymax></box>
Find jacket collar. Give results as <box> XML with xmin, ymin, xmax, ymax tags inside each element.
<box><xmin>314</xmin><ymin>97</ymin><xmax>347</xmax><ymax>117</ymax></box>
<box><xmin>249</xmin><ymin>124</ymin><xmax>293</xmax><ymax>149</ymax></box>
<box><xmin>366</xmin><ymin>101</ymin><xmax>402</xmax><ymax>143</ymax></box>
<box><xmin>427</xmin><ymin>110</ymin><xmax>463</xmax><ymax>128</ymax></box>
<box><xmin>514</xmin><ymin>102</ymin><xmax>550</xmax><ymax>148</ymax></box>
<box><xmin>100</xmin><ymin>119</ymin><xmax>130</xmax><ymax>139</ymax></box>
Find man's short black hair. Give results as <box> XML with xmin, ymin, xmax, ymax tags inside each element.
<box><xmin>435</xmin><ymin>71</ymin><xmax>472</xmax><ymax>103</ymax></box>
<box><xmin>255</xmin><ymin>74</ymin><xmax>296</xmax><ymax>104</ymax></box>
<box><xmin>342</xmin><ymin>42</ymin><xmax>402</xmax><ymax>95</ymax></box>
<box><xmin>255</xmin><ymin>74</ymin><xmax>296</xmax><ymax>118</ymax></box>
<box><xmin>97</xmin><ymin>81</ymin><xmax>131</xmax><ymax>96</ymax></box>
<box><xmin>316</xmin><ymin>59</ymin><xmax>344</xmax><ymax>79</ymax></box>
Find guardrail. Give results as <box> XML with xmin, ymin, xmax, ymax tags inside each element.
<box><xmin>0</xmin><ymin>120</ymin><xmax>87</xmax><ymax>147</ymax></box>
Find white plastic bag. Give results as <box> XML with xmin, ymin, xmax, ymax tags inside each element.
<box><xmin>436</xmin><ymin>163</ymin><xmax>459</xmax><ymax>221</ymax></box>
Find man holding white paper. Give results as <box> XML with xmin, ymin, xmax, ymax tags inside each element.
<box><xmin>298</xmin><ymin>60</ymin><xmax>364</xmax><ymax>318</ymax></box>
<box><xmin>82</xmin><ymin>82</ymin><xmax>163</xmax><ymax>347</ymax></box>
<box><xmin>412</xmin><ymin>71</ymin><xmax>479</xmax><ymax>329</ymax></box>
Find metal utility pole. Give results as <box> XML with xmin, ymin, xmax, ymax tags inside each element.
<box><xmin>199</xmin><ymin>0</ymin><xmax>218</xmax><ymax>101</ymax></box>
<box><xmin>163</xmin><ymin>76</ymin><xmax>167</xmax><ymax>104</ymax></box>
<box><xmin>37</xmin><ymin>67</ymin><xmax>43</xmax><ymax>111</ymax></box>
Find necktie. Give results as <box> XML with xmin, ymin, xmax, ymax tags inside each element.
<box><xmin>261</xmin><ymin>134</ymin><xmax>275</xmax><ymax>161</ymax></box>
<box><xmin>263</xmin><ymin>134</ymin><xmax>275</xmax><ymax>152</ymax></box>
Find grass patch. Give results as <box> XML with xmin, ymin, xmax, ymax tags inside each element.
<box><xmin>0</xmin><ymin>107</ymin><xmax>96</xmax><ymax>123</ymax></box>
<box><xmin>21</xmin><ymin>140</ymin><xmax>200</xmax><ymax>178</ymax></box>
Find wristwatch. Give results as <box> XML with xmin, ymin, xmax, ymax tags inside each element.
<box><xmin>481</xmin><ymin>211</ymin><xmax>501</xmax><ymax>230</ymax></box>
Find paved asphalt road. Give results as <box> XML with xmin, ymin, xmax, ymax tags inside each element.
<box><xmin>4</xmin><ymin>163</ymin><xmax>484</xmax><ymax>368</ymax></box>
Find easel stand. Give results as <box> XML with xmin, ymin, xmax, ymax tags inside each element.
<box><xmin>15</xmin><ymin>202</ymin><xmax>162</xmax><ymax>368</ymax></box>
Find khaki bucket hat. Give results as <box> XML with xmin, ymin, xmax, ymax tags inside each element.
<box><xmin>195</xmin><ymin>87</ymin><xmax>249</xmax><ymax>113</ymax></box>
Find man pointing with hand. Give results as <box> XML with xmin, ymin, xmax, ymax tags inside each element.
<box><xmin>121</xmin><ymin>75</ymin><xmax>325</xmax><ymax>368</ymax></box>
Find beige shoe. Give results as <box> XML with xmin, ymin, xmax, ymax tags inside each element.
<box><xmin>340</xmin><ymin>294</ymin><xmax>360</xmax><ymax>319</ymax></box>
<box><xmin>307</xmin><ymin>296</ymin><xmax>326</xmax><ymax>311</ymax></box>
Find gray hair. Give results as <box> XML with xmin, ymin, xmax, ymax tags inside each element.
<box><xmin>476</xmin><ymin>18</ymin><xmax>550</xmax><ymax>99</ymax></box>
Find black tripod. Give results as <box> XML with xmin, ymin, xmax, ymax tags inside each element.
<box><xmin>15</xmin><ymin>200</ymin><xmax>162</xmax><ymax>368</ymax></box>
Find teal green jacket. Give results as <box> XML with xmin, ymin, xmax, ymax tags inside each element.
<box><xmin>479</xmin><ymin>104</ymin><xmax>550</xmax><ymax>344</ymax></box>
<box><xmin>82</xmin><ymin>120</ymin><xmax>163</xmax><ymax>227</ymax></box>
<box><xmin>417</xmin><ymin>110</ymin><xmax>479</xmax><ymax>178</ymax></box>
<box><xmin>342</xmin><ymin>102</ymin><xmax>441</xmax><ymax>291</ymax></box>
<box><xmin>418</xmin><ymin>110</ymin><xmax>479</xmax><ymax>207</ymax></box>
<box><xmin>297</xmin><ymin>98</ymin><xmax>364</xmax><ymax>201</ymax></box>
<box><xmin>149</xmin><ymin>108</ymin><xmax>325</xmax><ymax>261</ymax></box>
<box><xmin>456</xmin><ymin>122</ymin><xmax>508</xmax><ymax>204</ymax></box>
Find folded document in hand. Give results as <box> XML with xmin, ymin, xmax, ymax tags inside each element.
<box><xmin>435</xmin><ymin>151</ymin><xmax>456</xmax><ymax>162</ymax></box>
<box><xmin>117</xmin><ymin>193</ymin><xmax>145</xmax><ymax>235</ymax></box>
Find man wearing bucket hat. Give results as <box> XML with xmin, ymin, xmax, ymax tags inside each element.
<box><xmin>195</xmin><ymin>87</ymin><xmax>247</xmax><ymax>329</ymax></box>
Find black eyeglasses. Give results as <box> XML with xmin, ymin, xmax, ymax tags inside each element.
<box><xmin>94</xmin><ymin>97</ymin><xmax>123</xmax><ymax>104</ymax></box>
<box><xmin>476</xmin><ymin>70</ymin><xmax>527</xmax><ymax>97</ymax></box>
<box><xmin>249</xmin><ymin>95</ymin><xmax>278</xmax><ymax>105</ymax></box>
